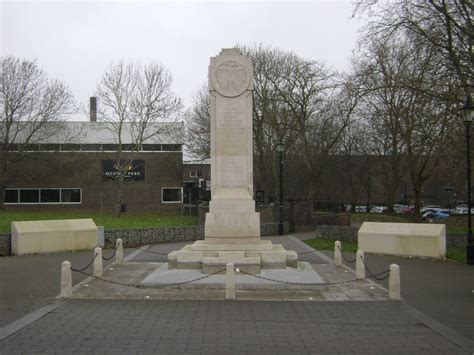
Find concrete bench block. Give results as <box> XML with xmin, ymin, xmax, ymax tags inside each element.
<box><xmin>12</xmin><ymin>219</ymin><xmax>98</xmax><ymax>255</ymax></box>
<box><xmin>358</xmin><ymin>222</ymin><xmax>446</xmax><ymax>258</ymax></box>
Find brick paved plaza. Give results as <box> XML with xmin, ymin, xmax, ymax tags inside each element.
<box><xmin>0</xmin><ymin>233</ymin><xmax>473</xmax><ymax>354</ymax></box>
<box><xmin>0</xmin><ymin>299</ymin><xmax>469</xmax><ymax>354</ymax></box>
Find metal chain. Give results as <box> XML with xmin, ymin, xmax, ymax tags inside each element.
<box><xmin>237</xmin><ymin>268</ymin><xmax>390</xmax><ymax>286</ymax></box>
<box><xmin>359</xmin><ymin>256</ymin><xmax>391</xmax><ymax>281</ymax></box>
<box><xmin>70</xmin><ymin>268</ymin><xmax>226</xmax><ymax>288</ymax></box>
<box><xmin>70</xmin><ymin>252</ymin><xmax>98</xmax><ymax>273</ymax></box>
<box><xmin>337</xmin><ymin>245</ymin><xmax>357</xmax><ymax>263</ymax></box>
<box><xmin>101</xmin><ymin>248</ymin><xmax>118</xmax><ymax>261</ymax></box>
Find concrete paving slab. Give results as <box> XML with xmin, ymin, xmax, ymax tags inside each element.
<box><xmin>141</xmin><ymin>261</ymin><xmax>325</xmax><ymax>289</ymax></box>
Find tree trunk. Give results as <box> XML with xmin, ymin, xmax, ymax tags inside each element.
<box><xmin>114</xmin><ymin>176</ymin><xmax>125</xmax><ymax>218</ymax></box>
<box><xmin>0</xmin><ymin>181</ymin><xmax>5</xmax><ymax>210</ymax></box>
<box><xmin>0</xmin><ymin>158</ymin><xmax>8</xmax><ymax>210</ymax></box>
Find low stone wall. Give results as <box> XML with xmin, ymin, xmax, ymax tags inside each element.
<box><xmin>0</xmin><ymin>222</ymin><xmax>292</xmax><ymax>255</ymax></box>
<box><xmin>104</xmin><ymin>222</ymin><xmax>290</xmax><ymax>248</ymax></box>
<box><xmin>312</xmin><ymin>225</ymin><xmax>466</xmax><ymax>248</ymax></box>
<box><xmin>104</xmin><ymin>226</ymin><xmax>205</xmax><ymax>248</ymax></box>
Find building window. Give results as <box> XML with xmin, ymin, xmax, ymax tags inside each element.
<box><xmin>4</xmin><ymin>188</ymin><xmax>82</xmax><ymax>204</ymax></box>
<box><xmin>142</xmin><ymin>144</ymin><xmax>162</xmax><ymax>151</ymax></box>
<box><xmin>61</xmin><ymin>189</ymin><xmax>81</xmax><ymax>203</ymax></box>
<box><xmin>20</xmin><ymin>189</ymin><xmax>39</xmax><ymax>203</ymax></box>
<box><xmin>5</xmin><ymin>189</ymin><xmax>19</xmax><ymax>203</ymax></box>
<box><xmin>162</xmin><ymin>144</ymin><xmax>181</xmax><ymax>151</ymax></box>
<box><xmin>161</xmin><ymin>187</ymin><xmax>183</xmax><ymax>203</ymax></box>
<box><xmin>190</xmin><ymin>170</ymin><xmax>203</xmax><ymax>178</ymax></box>
<box><xmin>40</xmin><ymin>189</ymin><xmax>60</xmax><ymax>203</ymax></box>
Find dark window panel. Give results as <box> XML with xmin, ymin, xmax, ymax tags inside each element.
<box><xmin>20</xmin><ymin>189</ymin><xmax>39</xmax><ymax>203</ymax></box>
<box><xmin>102</xmin><ymin>144</ymin><xmax>117</xmax><ymax>151</ymax></box>
<box><xmin>40</xmin><ymin>144</ymin><xmax>60</xmax><ymax>151</ymax></box>
<box><xmin>142</xmin><ymin>144</ymin><xmax>162</xmax><ymax>151</ymax></box>
<box><xmin>5</xmin><ymin>189</ymin><xmax>19</xmax><ymax>203</ymax></box>
<box><xmin>61</xmin><ymin>189</ymin><xmax>81</xmax><ymax>203</ymax></box>
<box><xmin>162</xmin><ymin>144</ymin><xmax>182</xmax><ymax>151</ymax></box>
<box><xmin>162</xmin><ymin>188</ymin><xmax>182</xmax><ymax>203</ymax></box>
<box><xmin>40</xmin><ymin>189</ymin><xmax>60</xmax><ymax>203</ymax></box>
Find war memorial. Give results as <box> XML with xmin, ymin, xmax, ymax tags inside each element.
<box><xmin>1</xmin><ymin>49</ymin><xmax>472</xmax><ymax>354</ymax></box>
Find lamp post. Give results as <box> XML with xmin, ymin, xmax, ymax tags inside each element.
<box><xmin>463</xmin><ymin>99</ymin><xmax>474</xmax><ymax>265</ymax></box>
<box><xmin>276</xmin><ymin>139</ymin><xmax>284</xmax><ymax>235</ymax></box>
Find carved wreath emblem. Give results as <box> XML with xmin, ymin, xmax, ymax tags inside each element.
<box><xmin>213</xmin><ymin>60</ymin><xmax>250</xmax><ymax>97</ymax></box>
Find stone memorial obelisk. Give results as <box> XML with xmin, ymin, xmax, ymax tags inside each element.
<box><xmin>205</xmin><ymin>48</ymin><xmax>260</xmax><ymax>244</ymax></box>
<box><xmin>169</xmin><ymin>48</ymin><xmax>297</xmax><ymax>273</ymax></box>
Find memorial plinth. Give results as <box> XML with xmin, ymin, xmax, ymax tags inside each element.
<box><xmin>169</xmin><ymin>48</ymin><xmax>298</xmax><ymax>272</ymax></box>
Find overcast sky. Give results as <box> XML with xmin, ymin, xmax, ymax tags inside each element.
<box><xmin>1</xmin><ymin>0</ymin><xmax>365</xmax><ymax>114</ymax></box>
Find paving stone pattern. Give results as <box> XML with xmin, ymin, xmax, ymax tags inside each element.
<box><xmin>0</xmin><ymin>299</ymin><xmax>468</xmax><ymax>354</ymax></box>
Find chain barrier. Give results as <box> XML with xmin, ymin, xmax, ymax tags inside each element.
<box><xmin>237</xmin><ymin>268</ymin><xmax>390</xmax><ymax>286</ymax></box>
<box><xmin>70</xmin><ymin>267</ymin><xmax>226</xmax><ymax>289</ymax></box>
<box><xmin>359</xmin><ymin>256</ymin><xmax>390</xmax><ymax>281</ymax></box>
<box><xmin>70</xmin><ymin>252</ymin><xmax>98</xmax><ymax>273</ymax></box>
<box><xmin>336</xmin><ymin>245</ymin><xmax>357</xmax><ymax>263</ymax></box>
<box><xmin>101</xmin><ymin>248</ymin><xmax>118</xmax><ymax>261</ymax></box>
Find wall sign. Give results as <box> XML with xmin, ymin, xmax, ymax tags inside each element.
<box><xmin>102</xmin><ymin>160</ymin><xmax>145</xmax><ymax>181</ymax></box>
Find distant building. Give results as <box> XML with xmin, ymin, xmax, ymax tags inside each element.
<box><xmin>1</xmin><ymin>118</ymin><xmax>185</xmax><ymax>213</ymax></box>
<box><xmin>183</xmin><ymin>159</ymin><xmax>211</xmax><ymax>206</ymax></box>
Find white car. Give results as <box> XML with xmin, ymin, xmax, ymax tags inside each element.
<box><xmin>371</xmin><ymin>206</ymin><xmax>387</xmax><ymax>213</ymax></box>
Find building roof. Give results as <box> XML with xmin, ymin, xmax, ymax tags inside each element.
<box><xmin>1</xmin><ymin>121</ymin><xmax>185</xmax><ymax>145</ymax></box>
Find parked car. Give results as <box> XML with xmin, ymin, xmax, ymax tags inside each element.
<box><xmin>371</xmin><ymin>206</ymin><xmax>387</xmax><ymax>213</ymax></box>
<box><xmin>355</xmin><ymin>206</ymin><xmax>367</xmax><ymax>213</ymax></box>
<box><xmin>420</xmin><ymin>205</ymin><xmax>442</xmax><ymax>214</ymax></box>
<box><xmin>422</xmin><ymin>210</ymin><xmax>449</xmax><ymax>220</ymax></box>
<box><xmin>451</xmin><ymin>205</ymin><xmax>468</xmax><ymax>215</ymax></box>
<box><xmin>393</xmin><ymin>204</ymin><xmax>406</xmax><ymax>213</ymax></box>
<box><xmin>401</xmin><ymin>205</ymin><xmax>415</xmax><ymax>214</ymax></box>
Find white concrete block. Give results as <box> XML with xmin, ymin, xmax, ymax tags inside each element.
<box><xmin>358</xmin><ymin>222</ymin><xmax>446</xmax><ymax>258</ymax></box>
<box><xmin>11</xmin><ymin>219</ymin><xmax>98</xmax><ymax>255</ymax></box>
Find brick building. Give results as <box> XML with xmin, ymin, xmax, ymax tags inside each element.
<box><xmin>2</xmin><ymin>120</ymin><xmax>185</xmax><ymax>213</ymax></box>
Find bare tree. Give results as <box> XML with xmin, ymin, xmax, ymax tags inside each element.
<box><xmin>0</xmin><ymin>56</ymin><xmax>74</xmax><ymax>208</ymax></box>
<box><xmin>96</xmin><ymin>61</ymin><xmax>182</xmax><ymax>217</ymax></box>
<box><xmin>352</xmin><ymin>35</ymin><xmax>457</xmax><ymax>213</ymax></box>
<box><xmin>185</xmin><ymin>44</ymin><xmax>355</xmax><ymax>206</ymax></box>
<box><xmin>354</xmin><ymin>0</ymin><xmax>473</xmax><ymax>103</ymax></box>
<box><xmin>184</xmin><ymin>84</ymin><xmax>210</xmax><ymax>160</ymax></box>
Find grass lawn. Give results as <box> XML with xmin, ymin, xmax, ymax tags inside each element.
<box><xmin>0</xmin><ymin>211</ymin><xmax>198</xmax><ymax>233</ymax></box>
<box><xmin>350</xmin><ymin>213</ymin><xmax>415</xmax><ymax>224</ymax></box>
<box><xmin>304</xmin><ymin>238</ymin><xmax>466</xmax><ymax>263</ymax></box>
